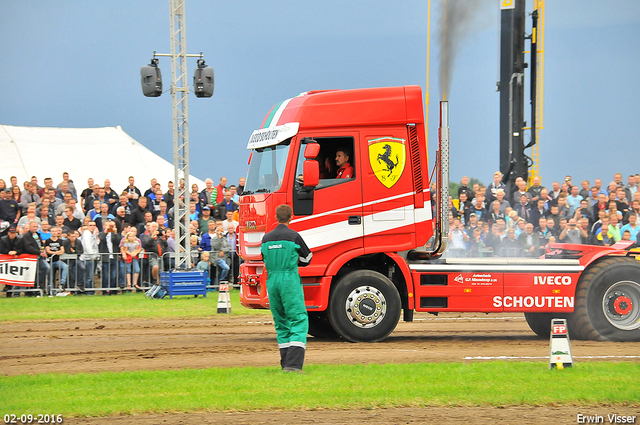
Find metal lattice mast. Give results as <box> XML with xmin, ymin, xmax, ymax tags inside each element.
<box><xmin>144</xmin><ymin>0</ymin><xmax>210</xmax><ymax>270</ymax></box>
<box><xmin>530</xmin><ymin>0</ymin><xmax>545</xmax><ymax>183</ymax></box>
<box><xmin>169</xmin><ymin>0</ymin><xmax>190</xmax><ymax>269</ymax></box>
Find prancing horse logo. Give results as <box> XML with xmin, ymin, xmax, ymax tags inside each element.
<box><xmin>377</xmin><ymin>144</ymin><xmax>399</xmax><ymax>177</ymax></box>
<box><xmin>368</xmin><ymin>137</ymin><xmax>406</xmax><ymax>189</ymax></box>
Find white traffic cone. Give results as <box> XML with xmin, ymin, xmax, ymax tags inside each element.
<box><xmin>549</xmin><ymin>318</ymin><xmax>573</xmax><ymax>369</ymax></box>
<box><xmin>217</xmin><ymin>282</ymin><xmax>232</xmax><ymax>314</ymax></box>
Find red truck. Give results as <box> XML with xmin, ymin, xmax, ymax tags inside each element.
<box><xmin>237</xmin><ymin>85</ymin><xmax>640</xmax><ymax>343</ymax></box>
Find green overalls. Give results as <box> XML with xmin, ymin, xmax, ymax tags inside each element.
<box><xmin>261</xmin><ymin>223</ymin><xmax>312</xmax><ymax>370</ymax></box>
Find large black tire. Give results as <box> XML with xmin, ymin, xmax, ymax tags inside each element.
<box><xmin>569</xmin><ymin>257</ymin><xmax>640</xmax><ymax>342</ymax></box>
<box><xmin>307</xmin><ymin>312</ymin><xmax>339</xmax><ymax>339</ymax></box>
<box><xmin>524</xmin><ymin>312</ymin><xmax>566</xmax><ymax>338</ymax></box>
<box><xmin>327</xmin><ymin>270</ymin><xmax>401</xmax><ymax>342</ymax></box>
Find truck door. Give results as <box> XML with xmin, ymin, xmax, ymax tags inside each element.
<box><xmin>290</xmin><ymin>133</ymin><xmax>364</xmax><ymax>276</ymax></box>
<box><xmin>360</xmin><ymin>127</ymin><xmax>417</xmax><ymax>253</ymax></box>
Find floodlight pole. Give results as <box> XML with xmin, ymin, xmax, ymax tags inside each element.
<box><xmin>153</xmin><ymin>0</ymin><xmax>202</xmax><ymax>269</ymax></box>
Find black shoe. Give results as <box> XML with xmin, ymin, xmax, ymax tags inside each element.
<box><xmin>280</xmin><ymin>347</ymin><xmax>289</xmax><ymax>369</ymax></box>
<box><xmin>284</xmin><ymin>346</ymin><xmax>305</xmax><ymax>370</ymax></box>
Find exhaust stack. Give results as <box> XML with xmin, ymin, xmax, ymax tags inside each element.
<box><xmin>408</xmin><ymin>100</ymin><xmax>450</xmax><ymax>261</ymax></box>
<box><xmin>435</xmin><ymin>101</ymin><xmax>450</xmax><ymax>257</ymax></box>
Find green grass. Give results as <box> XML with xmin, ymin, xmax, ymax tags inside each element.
<box><xmin>2</xmin><ymin>362</ymin><xmax>638</xmax><ymax>417</ymax></box>
<box><xmin>2</xmin><ymin>292</ymin><xmax>638</xmax><ymax>418</ymax></box>
<box><xmin>0</xmin><ymin>290</ymin><xmax>271</xmax><ymax>322</ymax></box>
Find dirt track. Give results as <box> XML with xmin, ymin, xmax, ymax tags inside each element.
<box><xmin>2</xmin><ymin>312</ymin><xmax>639</xmax><ymax>424</ymax></box>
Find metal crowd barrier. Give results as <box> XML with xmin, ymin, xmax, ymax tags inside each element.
<box><xmin>498</xmin><ymin>247</ymin><xmax>524</xmax><ymax>258</ymax></box>
<box><xmin>164</xmin><ymin>249</ymin><xmax>241</xmax><ymax>290</ymax></box>
<box><xmin>441</xmin><ymin>245</ymin><xmax>537</xmax><ymax>259</ymax></box>
<box><xmin>4</xmin><ymin>285</ymin><xmax>42</xmax><ymax>297</ymax></box>
<box><xmin>34</xmin><ymin>249</ymin><xmax>242</xmax><ymax>296</ymax></box>
<box><xmin>444</xmin><ymin>248</ymin><xmax>468</xmax><ymax>258</ymax></box>
<box><xmin>39</xmin><ymin>251</ymin><xmax>159</xmax><ymax>296</ymax></box>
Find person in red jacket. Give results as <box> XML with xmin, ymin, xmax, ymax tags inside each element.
<box><xmin>214</xmin><ymin>177</ymin><xmax>227</xmax><ymax>205</ymax></box>
<box><xmin>335</xmin><ymin>148</ymin><xmax>354</xmax><ymax>179</ymax></box>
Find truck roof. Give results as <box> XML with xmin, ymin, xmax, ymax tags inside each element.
<box><xmin>260</xmin><ymin>85</ymin><xmax>425</xmax><ymax>131</ymax></box>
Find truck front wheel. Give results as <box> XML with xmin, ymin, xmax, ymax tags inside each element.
<box><xmin>570</xmin><ymin>257</ymin><xmax>640</xmax><ymax>342</ymax></box>
<box><xmin>328</xmin><ymin>270</ymin><xmax>401</xmax><ymax>342</ymax></box>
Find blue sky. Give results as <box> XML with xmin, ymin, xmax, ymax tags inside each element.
<box><xmin>1</xmin><ymin>1</ymin><xmax>639</xmax><ymax>189</ymax></box>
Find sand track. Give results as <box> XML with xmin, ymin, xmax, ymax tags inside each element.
<box><xmin>2</xmin><ymin>312</ymin><xmax>638</xmax><ymax>424</ymax></box>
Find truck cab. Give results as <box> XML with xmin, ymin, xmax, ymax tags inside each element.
<box><xmin>238</xmin><ymin>86</ymin><xmax>432</xmax><ymax>338</ymax></box>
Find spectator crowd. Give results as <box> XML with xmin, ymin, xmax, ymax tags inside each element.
<box><xmin>0</xmin><ymin>172</ymin><xmax>245</xmax><ymax>296</ymax></box>
<box><xmin>2</xmin><ymin>169</ymin><xmax>640</xmax><ymax>295</ymax></box>
<box><xmin>446</xmin><ymin>172</ymin><xmax>640</xmax><ymax>258</ymax></box>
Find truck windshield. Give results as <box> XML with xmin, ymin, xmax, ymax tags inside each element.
<box><xmin>243</xmin><ymin>141</ymin><xmax>291</xmax><ymax>194</ymax></box>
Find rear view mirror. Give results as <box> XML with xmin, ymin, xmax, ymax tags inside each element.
<box><xmin>303</xmin><ymin>160</ymin><xmax>319</xmax><ymax>188</ymax></box>
<box><xmin>303</xmin><ymin>140</ymin><xmax>320</xmax><ymax>159</ymax></box>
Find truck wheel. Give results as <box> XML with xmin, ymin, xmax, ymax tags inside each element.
<box><xmin>307</xmin><ymin>312</ymin><xmax>339</xmax><ymax>339</ymax></box>
<box><xmin>524</xmin><ymin>312</ymin><xmax>560</xmax><ymax>338</ymax></box>
<box><xmin>328</xmin><ymin>270</ymin><xmax>401</xmax><ymax>342</ymax></box>
<box><xmin>570</xmin><ymin>257</ymin><xmax>640</xmax><ymax>342</ymax></box>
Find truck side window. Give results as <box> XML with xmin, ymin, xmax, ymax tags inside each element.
<box><xmin>295</xmin><ymin>137</ymin><xmax>355</xmax><ymax>190</ymax></box>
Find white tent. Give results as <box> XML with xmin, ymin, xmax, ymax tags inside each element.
<box><xmin>0</xmin><ymin>124</ymin><xmax>205</xmax><ymax>193</ymax></box>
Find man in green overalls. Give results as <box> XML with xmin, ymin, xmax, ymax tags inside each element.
<box><xmin>261</xmin><ymin>204</ymin><xmax>312</xmax><ymax>372</ymax></box>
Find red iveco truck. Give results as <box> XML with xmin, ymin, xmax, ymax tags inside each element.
<box><xmin>237</xmin><ymin>85</ymin><xmax>640</xmax><ymax>343</ymax></box>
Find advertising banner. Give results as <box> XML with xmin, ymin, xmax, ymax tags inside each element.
<box><xmin>0</xmin><ymin>254</ymin><xmax>38</xmax><ymax>287</ymax></box>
